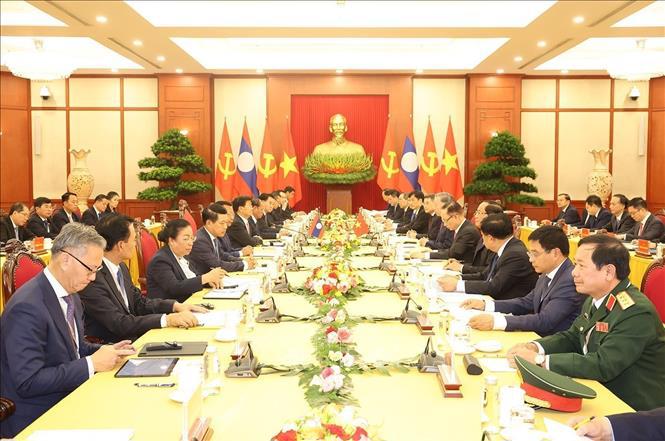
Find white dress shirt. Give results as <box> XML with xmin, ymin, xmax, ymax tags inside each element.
<box><xmin>457</xmin><ymin>237</ymin><xmax>511</xmax><ymax>292</ymax></box>
<box><xmin>43</xmin><ymin>267</ymin><xmax>95</xmax><ymax>378</ymax></box>
<box><xmin>171</xmin><ymin>248</ymin><xmax>197</xmax><ymax>279</ymax></box>
<box><xmin>102</xmin><ymin>257</ymin><xmax>129</xmax><ymax>309</ymax></box>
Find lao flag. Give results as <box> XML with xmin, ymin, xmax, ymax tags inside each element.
<box><xmin>234</xmin><ymin>121</ymin><xmax>259</xmax><ymax>197</ymax></box>
<box><xmin>308</xmin><ymin>216</ymin><xmax>325</xmax><ymax>238</ymax></box>
<box><xmin>397</xmin><ymin>134</ymin><xmax>421</xmax><ymax>193</ymax></box>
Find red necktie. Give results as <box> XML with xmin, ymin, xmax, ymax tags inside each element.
<box><xmin>638</xmin><ymin>222</ymin><xmax>645</xmax><ymax>237</ymax></box>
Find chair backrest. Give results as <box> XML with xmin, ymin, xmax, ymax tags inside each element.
<box><xmin>135</xmin><ymin>222</ymin><xmax>160</xmax><ymax>281</ymax></box>
<box><xmin>641</xmin><ymin>259</ymin><xmax>665</xmax><ymax>322</ymax></box>
<box><xmin>2</xmin><ymin>240</ymin><xmax>46</xmax><ymax>305</ymax></box>
<box><xmin>656</xmin><ymin>213</ymin><xmax>665</xmax><ymax>226</ymax></box>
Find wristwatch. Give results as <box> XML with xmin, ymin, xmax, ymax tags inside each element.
<box><xmin>534</xmin><ymin>354</ymin><xmax>546</xmax><ymax>367</ymax></box>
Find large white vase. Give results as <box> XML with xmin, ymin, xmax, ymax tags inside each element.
<box><xmin>67</xmin><ymin>149</ymin><xmax>94</xmax><ymax>212</ymax></box>
<box><xmin>587</xmin><ymin>149</ymin><xmax>613</xmax><ymax>203</ymax></box>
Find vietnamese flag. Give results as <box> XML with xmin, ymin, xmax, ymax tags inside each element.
<box><xmin>257</xmin><ymin>119</ymin><xmax>277</xmax><ymax>193</ymax></box>
<box><xmin>376</xmin><ymin>117</ymin><xmax>399</xmax><ymax>190</ymax></box>
<box><xmin>279</xmin><ymin>118</ymin><xmax>302</xmax><ymax>205</ymax></box>
<box><xmin>215</xmin><ymin>119</ymin><xmax>237</xmax><ymax>201</ymax></box>
<box><xmin>233</xmin><ymin>120</ymin><xmax>259</xmax><ymax>197</ymax></box>
<box><xmin>354</xmin><ymin>213</ymin><xmax>369</xmax><ymax>236</ymax></box>
<box><xmin>440</xmin><ymin>117</ymin><xmax>463</xmax><ymax>201</ymax></box>
<box><xmin>418</xmin><ymin>119</ymin><xmax>442</xmax><ymax>194</ymax></box>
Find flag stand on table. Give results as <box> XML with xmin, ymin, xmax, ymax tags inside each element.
<box><xmin>215</xmin><ymin>118</ymin><xmax>237</xmax><ymax>201</ymax></box>
<box><xmin>308</xmin><ymin>215</ymin><xmax>325</xmax><ymax>238</ymax></box>
<box><xmin>440</xmin><ymin>117</ymin><xmax>463</xmax><ymax>201</ymax></box>
<box><xmin>354</xmin><ymin>213</ymin><xmax>369</xmax><ymax>236</ymax></box>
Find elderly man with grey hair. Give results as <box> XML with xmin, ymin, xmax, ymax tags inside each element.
<box><xmin>0</xmin><ymin>223</ymin><xmax>136</xmax><ymax>438</ymax></box>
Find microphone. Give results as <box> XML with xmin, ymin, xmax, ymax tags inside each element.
<box><xmin>257</xmin><ymin>296</ymin><xmax>281</xmax><ymax>323</ymax></box>
<box><xmin>280</xmin><ymin>225</ymin><xmax>307</xmax><ymax>239</ymax></box>
<box><xmin>400</xmin><ymin>297</ymin><xmax>423</xmax><ymax>324</ymax></box>
<box><xmin>417</xmin><ymin>336</ymin><xmax>446</xmax><ymax>373</ymax></box>
<box><xmin>225</xmin><ymin>341</ymin><xmax>261</xmax><ymax>378</ymax></box>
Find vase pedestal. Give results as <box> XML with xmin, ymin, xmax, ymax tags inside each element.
<box><xmin>326</xmin><ymin>185</ymin><xmax>353</xmax><ymax>214</ymax></box>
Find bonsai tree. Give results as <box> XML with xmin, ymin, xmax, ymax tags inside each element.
<box><xmin>137</xmin><ymin>128</ymin><xmax>211</xmax><ymax>205</ymax></box>
<box><xmin>463</xmin><ymin>131</ymin><xmax>544</xmax><ymax>206</ymax></box>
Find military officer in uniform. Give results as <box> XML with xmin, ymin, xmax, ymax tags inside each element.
<box><xmin>507</xmin><ymin>234</ymin><xmax>665</xmax><ymax>411</ymax></box>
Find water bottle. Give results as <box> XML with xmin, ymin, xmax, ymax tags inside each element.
<box><xmin>206</xmin><ymin>345</ymin><xmax>220</xmax><ymax>376</ymax></box>
<box><xmin>481</xmin><ymin>376</ymin><xmax>500</xmax><ymax>435</ymax></box>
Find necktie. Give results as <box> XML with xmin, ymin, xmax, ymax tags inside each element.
<box><xmin>62</xmin><ymin>295</ymin><xmax>79</xmax><ymax>353</ymax></box>
<box><xmin>14</xmin><ymin>227</ymin><xmax>19</xmax><ymax>240</ymax></box>
<box><xmin>537</xmin><ymin>276</ymin><xmax>552</xmax><ymax>310</ymax></box>
<box><xmin>245</xmin><ymin>219</ymin><xmax>251</xmax><ymax>235</ymax></box>
<box><xmin>212</xmin><ymin>237</ymin><xmax>220</xmax><ymax>259</ymax></box>
<box><xmin>116</xmin><ymin>267</ymin><xmax>129</xmax><ymax>309</ymax></box>
<box><xmin>411</xmin><ymin>210</ymin><xmax>416</xmax><ymax>221</ymax></box>
<box><xmin>44</xmin><ymin>219</ymin><xmax>50</xmax><ymax>233</ymax></box>
<box><xmin>485</xmin><ymin>255</ymin><xmax>498</xmax><ymax>281</ymax></box>
<box><xmin>638</xmin><ymin>222</ymin><xmax>645</xmax><ymax>237</ymax></box>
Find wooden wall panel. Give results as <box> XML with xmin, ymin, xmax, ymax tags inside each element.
<box><xmin>159</xmin><ymin>75</ymin><xmax>213</xmax><ymax>209</ymax></box>
<box><xmin>0</xmin><ymin>72</ymin><xmax>31</xmax><ymax>210</ymax></box>
<box><xmin>647</xmin><ymin>75</ymin><xmax>664</xmax><ymax>212</ymax></box>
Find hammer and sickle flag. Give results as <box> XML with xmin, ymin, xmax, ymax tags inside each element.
<box><xmin>418</xmin><ymin>119</ymin><xmax>442</xmax><ymax>194</ymax></box>
<box><xmin>376</xmin><ymin>116</ymin><xmax>399</xmax><ymax>190</ymax></box>
<box><xmin>215</xmin><ymin>119</ymin><xmax>237</xmax><ymax>201</ymax></box>
<box><xmin>257</xmin><ymin>119</ymin><xmax>277</xmax><ymax>193</ymax></box>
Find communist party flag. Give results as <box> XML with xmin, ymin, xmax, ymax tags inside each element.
<box><xmin>214</xmin><ymin>119</ymin><xmax>237</xmax><ymax>201</ymax></box>
<box><xmin>418</xmin><ymin>119</ymin><xmax>442</xmax><ymax>194</ymax></box>
<box><xmin>376</xmin><ymin>117</ymin><xmax>399</xmax><ymax>190</ymax></box>
<box><xmin>279</xmin><ymin>118</ymin><xmax>302</xmax><ymax>205</ymax></box>
<box><xmin>257</xmin><ymin>119</ymin><xmax>277</xmax><ymax>193</ymax></box>
<box><xmin>440</xmin><ymin>117</ymin><xmax>463</xmax><ymax>201</ymax></box>
<box><xmin>233</xmin><ymin>120</ymin><xmax>259</xmax><ymax>197</ymax></box>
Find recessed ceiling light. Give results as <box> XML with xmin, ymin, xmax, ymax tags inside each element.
<box><xmin>573</xmin><ymin>16</ymin><xmax>585</xmax><ymax>24</ymax></box>
<box><xmin>96</xmin><ymin>15</ymin><xmax>108</xmax><ymax>23</ymax></box>
<box><xmin>175</xmin><ymin>68</ymin><xmax>183</xmax><ymax>73</ymax></box>
<box><xmin>156</xmin><ymin>55</ymin><xmax>166</xmax><ymax>62</ymax></box>
<box><xmin>514</xmin><ymin>56</ymin><xmax>523</xmax><ymax>62</ymax></box>
<box><xmin>133</xmin><ymin>39</ymin><xmax>143</xmax><ymax>46</ymax></box>
<box><xmin>110</xmin><ymin>68</ymin><xmax>118</xmax><ymax>73</ymax></box>
<box><xmin>561</xmin><ymin>69</ymin><xmax>569</xmax><ymax>74</ymax></box>
<box><xmin>335</xmin><ymin>69</ymin><xmax>344</xmax><ymax>74</ymax></box>
<box><xmin>256</xmin><ymin>68</ymin><xmax>264</xmax><ymax>74</ymax></box>
<box><xmin>496</xmin><ymin>68</ymin><xmax>504</xmax><ymax>74</ymax></box>
<box><xmin>537</xmin><ymin>40</ymin><xmax>547</xmax><ymax>48</ymax></box>
<box><xmin>415</xmin><ymin>68</ymin><xmax>424</xmax><ymax>74</ymax></box>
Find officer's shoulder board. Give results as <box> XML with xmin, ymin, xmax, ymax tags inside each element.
<box><xmin>615</xmin><ymin>291</ymin><xmax>635</xmax><ymax>310</ymax></box>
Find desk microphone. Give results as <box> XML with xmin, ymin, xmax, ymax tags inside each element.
<box><xmin>257</xmin><ymin>296</ymin><xmax>280</xmax><ymax>323</ymax></box>
<box><xmin>417</xmin><ymin>336</ymin><xmax>445</xmax><ymax>373</ymax></box>
<box><xmin>400</xmin><ymin>297</ymin><xmax>423</xmax><ymax>324</ymax></box>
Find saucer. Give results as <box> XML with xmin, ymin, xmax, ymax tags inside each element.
<box><xmin>475</xmin><ymin>340</ymin><xmax>502</xmax><ymax>353</ymax></box>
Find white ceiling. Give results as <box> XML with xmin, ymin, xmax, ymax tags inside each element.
<box><xmin>0</xmin><ymin>0</ymin><xmax>663</xmax><ymax>75</ymax></box>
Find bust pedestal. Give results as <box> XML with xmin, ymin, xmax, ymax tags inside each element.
<box><xmin>326</xmin><ymin>185</ymin><xmax>353</xmax><ymax>214</ymax></box>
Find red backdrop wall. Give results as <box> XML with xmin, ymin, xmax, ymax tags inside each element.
<box><xmin>290</xmin><ymin>95</ymin><xmax>389</xmax><ymax>212</ymax></box>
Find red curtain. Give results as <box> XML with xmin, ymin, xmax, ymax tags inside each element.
<box><xmin>290</xmin><ymin>95</ymin><xmax>389</xmax><ymax>212</ymax></box>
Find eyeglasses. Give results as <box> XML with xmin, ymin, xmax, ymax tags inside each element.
<box><xmin>527</xmin><ymin>249</ymin><xmax>550</xmax><ymax>259</ymax></box>
<box><xmin>62</xmin><ymin>250</ymin><xmax>103</xmax><ymax>275</ymax></box>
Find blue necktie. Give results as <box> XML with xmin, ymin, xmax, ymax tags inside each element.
<box><xmin>485</xmin><ymin>255</ymin><xmax>498</xmax><ymax>281</ymax></box>
<box><xmin>116</xmin><ymin>267</ymin><xmax>129</xmax><ymax>309</ymax></box>
<box><xmin>62</xmin><ymin>295</ymin><xmax>79</xmax><ymax>356</ymax></box>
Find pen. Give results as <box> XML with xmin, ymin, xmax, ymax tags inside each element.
<box><xmin>133</xmin><ymin>382</ymin><xmax>175</xmax><ymax>388</ymax></box>
<box><xmin>573</xmin><ymin>416</ymin><xmax>595</xmax><ymax>430</ymax></box>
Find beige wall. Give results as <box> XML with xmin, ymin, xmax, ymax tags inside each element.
<box><xmin>412</xmin><ymin>78</ymin><xmax>466</xmax><ymax>181</ymax></box>
<box><xmin>560</xmin><ymin>79</ymin><xmax>611</xmax><ymax>108</ymax></box>
<box><xmin>613</xmin><ymin>111</ymin><xmax>648</xmax><ymax>197</ymax></box>
<box><xmin>29</xmin><ymin>77</ymin><xmax>158</xmax><ymax>201</ymax></box>
<box><xmin>522</xmin><ymin>79</ymin><xmax>556</xmax><ymax>109</ymax></box>
<box><xmin>213</xmin><ymin>78</ymin><xmax>267</xmax><ymax>199</ymax></box>
<box><xmin>521</xmin><ymin>112</ymin><xmax>556</xmax><ymax>199</ymax></box>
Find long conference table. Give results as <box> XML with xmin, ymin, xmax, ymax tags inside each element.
<box><xmin>519</xmin><ymin>226</ymin><xmax>654</xmax><ymax>289</ymax></box>
<box><xmin>0</xmin><ymin>223</ymin><xmax>163</xmax><ymax>314</ymax></box>
<box><xmin>15</xmin><ymin>248</ymin><xmax>633</xmax><ymax>440</ymax></box>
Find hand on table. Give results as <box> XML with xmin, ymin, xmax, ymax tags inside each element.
<box><xmin>506</xmin><ymin>342</ymin><xmax>538</xmax><ymax>367</ymax></box>
<box><xmin>437</xmin><ymin>276</ymin><xmax>458</xmax><ymax>292</ymax></box>
<box><xmin>202</xmin><ymin>267</ymin><xmax>226</xmax><ymax>288</ymax></box>
<box><xmin>409</xmin><ymin>250</ymin><xmax>425</xmax><ymax>259</ymax></box>
<box><xmin>241</xmin><ymin>245</ymin><xmax>253</xmax><ymax>256</ymax></box>
<box><xmin>567</xmin><ymin>416</ymin><xmax>612</xmax><ymax>441</ymax></box>
<box><xmin>444</xmin><ymin>259</ymin><xmax>463</xmax><ymax>272</ymax></box>
<box><xmin>246</xmin><ymin>257</ymin><xmax>257</xmax><ymax>270</ymax></box>
<box><xmin>166</xmin><ymin>310</ymin><xmax>199</xmax><ymax>328</ymax></box>
<box><xmin>468</xmin><ymin>313</ymin><xmax>494</xmax><ymax>331</ymax></box>
<box><xmin>418</xmin><ymin>237</ymin><xmax>428</xmax><ymax>247</ymax></box>
<box><xmin>406</xmin><ymin>230</ymin><xmax>417</xmax><ymax>239</ymax></box>
<box><xmin>174</xmin><ymin>302</ymin><xmax>207</xmax><ymax>314</ymax></box>
<box><xmin>460</xmin><ymin>299</ymin><xmax>485</xmax><ymax>310</ymax></box>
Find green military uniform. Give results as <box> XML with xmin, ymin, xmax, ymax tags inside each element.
<box><xmin>536</xmin><ymin>279</ymin><xmax>665</xmax><ymax>411</ymax></box>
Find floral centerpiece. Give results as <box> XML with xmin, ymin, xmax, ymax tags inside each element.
<box><xmin>317</xmin><ymin>210</ymin><xmax>362</xmax><ymax>256</ymax></box>
<box><xmin>303</xmin><ymin>152</ymin><xmax>377</xmax><ymax>185</ymax></box>
<box><xmin>303</xmin><ymin>261</ymin><xmax>363</xmax><ymax>304</ymax></box>
<box><xmin>272</xmin><ymin>404</ymin><xmax>378</xmax><ymax>441</ymax></box>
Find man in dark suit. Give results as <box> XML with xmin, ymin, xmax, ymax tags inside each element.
<box><xmin>81</xmin><ymin>194</ymin><xmax>109</xmax><ymax>226</ymax></box>
<box><xmin>410</xmin><ymin>194</ymin><xmax>440</xmax><ymax>241</ymax></box>
<box><xmin>79</xmin><ymin>215</ymin><xmax>203</xmax><ymax>343</ymax></box>
<box><xmin>551</xmin><ymin>193</ymin><xmax>581</xmax><ymax>225</ymax></box>
<box><xmin>462</xmin><ymin>226</ymin><xmax>582</xmax><ymax>336</ymax></box>
<box><xmin>26</xmin><ymin>196</ymin><xmax>57</xmax><ymax>239</ymax></box>
<box><xmin>438</xmin><ymin>213</ymin><xmax>538</xmax><ymax>300</ymax></box>
<box><xmin>259</xmin><ymin>193</ymin><xmax>282</xmax><ymax>229</ymax></box>
<box><xmin>395</xmin><ymin>193</ymin><xmax>412</xmax><ymax>226</ymax></box>
<box><xmin>52</xmin><ymin>192</ymin><xmax>81</xmax><ymax>234</ymax></box>
<box><xmin>383</xmin><ymin>189</ymin><xmax>402</xmax><ymax>221</ymax></box>
<box><xmin>250</xmin><ymin>198</ymin><xmax>279</xmax><ymax>240</ymax></box>
<box><xmin>0</xmin><ymin>202</ymin><xmax>34</xmax><ymax>243</ymax></box>
<box><xmin>623</xmin><ymin>197</ymin><xmax>665</xmax><ymax>241</ymax></box>
<box><xmin>446</xmin><ymin>201</ymin><xmax>502</xmax><ymax>275</ymax></box>
<box><xmin>0</xmin><ymin>223</ymin><xmax>135</xmax><ymax>437</ymax></box>
<box><xmin>188</xmin><ymin>204</ymin><xmax>253</xmax><ymax>273</ymax></box>
<box><xmin>572</xmin><ymin>407</ymin><xmax>665</xmax><ymax>440</ymax></box>
<box><xmin>227</xmin><ymin>196</ymin><xmax>263</xmax><ymax>248</ymax></box>
<box><xmin>419</xmin><ymin>202</ymin><xmax>480</xmax><ymax>263</ymax></box>
<box><xmin>396</xmin><ymin>191</ymin><xmax>430</xmax><ymax>234</ymax></box>
<box><xmin>580</xmin><ymin>195</ymin><xmax>612</xmax><ymax>229</ymax></box>
<box><xmin>602</xmin><ymin>193</ymin><xmax>636</xmax><ymax>234</ymax></box>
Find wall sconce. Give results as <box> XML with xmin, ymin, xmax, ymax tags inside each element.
<box><xmin>490</xmin><ymin>131</ymin><xmax>498</xmax><ymax>137</ymax></box>
<box><xmin>39</xmin><ymin>85</ymin><xmax>51</xmax><ymax>100</ymax></box>
<box><xmin>180</xmin><ymin>129</ymin><xmax>189</xmax><ymax>136</ymax></box>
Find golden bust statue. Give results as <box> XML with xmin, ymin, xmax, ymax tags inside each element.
<box><xmin>312</xmin><ymin>114</ymin><xmax>366</xmax><ymax>156</ymax></box>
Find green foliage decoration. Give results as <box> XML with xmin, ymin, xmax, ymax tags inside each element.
<box><xmin>463</xmin><ymin>131</ymin><xmax>544</xmax><ymax>207</ymax></box>
<box><xmin>303</xmin><ymin>152</ymin><xmax>377</xmax><ymax>185</ymax></box>
<box><xmin>137</xmin><ymin>128</ymin><xmax>212</xmax><ymax>203</ymax></box>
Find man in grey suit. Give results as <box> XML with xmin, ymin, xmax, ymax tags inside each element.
<box><xmin>602</xmin><ymin>193</ymin><xmax>635</xmax><ymax>234</ymax></box>
<box><xmin>461</xmin><ymin>225</ymin><xmax>582</xmax><ymax>336</ymax></box>
<box><xmin>622</xmin><ymin>197</ymin><xmax>665</xmax><ymax>241</ymax></box>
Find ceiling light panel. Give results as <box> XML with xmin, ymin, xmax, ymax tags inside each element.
<box><xmin>612</xmin><ymin>2</ymin><xmax>665</xmax><ymax>27</ymax></box>
<box><xmin>536</xmin><ymin>37</ymin><xmax>665</xmax><ymax>71</ymax></box>
<box><xmin>0</xmin><ymin>36</ymin><xmax>143</xmax><ymax>69</ymax></box>
<box><xmin>128</xmin><ymin>0</ymin><xmax>554</xmax><ymax>28</ymax></box>
<box><xmin>171</xmin><ymin>37</ymin><xmax>509</xmax><ymax>70</ymax></box>
<box><xmin>0</xmin><ymin>0</ymin><xmax>67</xmax><ymax>26</ymax></box>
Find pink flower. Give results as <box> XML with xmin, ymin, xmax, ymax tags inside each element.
<box><xmin>321</xmin><ymin>366</ymin><xmax>335</xmax><ymax>378</ymax></box>
<box><xmin>337</xmin><ymin>327</ymin><xmax>352</xmax><ymax>343</ymax></box>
